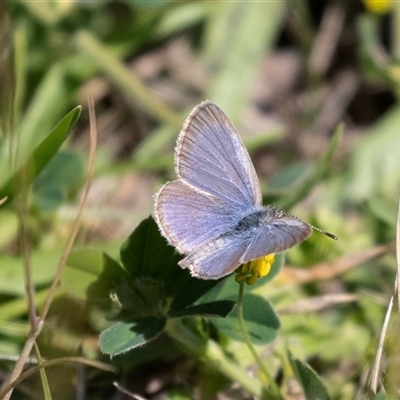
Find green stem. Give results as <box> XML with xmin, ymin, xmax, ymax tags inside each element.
<box><xmin>237</xmin><ymin>281</ymin><xmax>283</xmax><ymax>399</ymax></box>
<box><xmin>74</xmin><ymin>30</ymin><xmax>182</xmax><ymax>129</ymax></box>
<box><xmin>165</xmin><ymin>318</ymin><xmax>274</xmax><ymax>399</ymax></box>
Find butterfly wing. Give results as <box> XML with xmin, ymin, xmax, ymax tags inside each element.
<box><xmin>179</xmin><ymin>234</ymin><xmax>250</xmax><ymax>279</ymax></box>
<box><xmin>241</xmin><ymin>215</ymin><xmax>312</xmax><ymax>263</ymax></box>
<box><xmin>154</xmin><ymin>180</ymin><xmax>237</xmax><ymax>254</ymax></box>
<box><xmin>154</xmin><ymin>102</ymin><xmax>312</xmax><ymax>280</ymax></box>
<box><xmin>175</xmin><ymin>101</ymin><xmax>262</xmax><ymax>213</ymax></box>
<box><xmin>179</xmin><ymin>207</ymin><xmax>312</xmax><ymax>279</ymax></box>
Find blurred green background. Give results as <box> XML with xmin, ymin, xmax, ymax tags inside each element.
<box><xmin>1</xmin><ymin>0</ymin><xmax>400</xmax><ymax>399</ymax></box>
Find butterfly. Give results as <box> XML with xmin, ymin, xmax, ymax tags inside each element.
<box><xmin>154</xmin><ymin>101</ymin><xmax>336</xmax><ymax>279</ymax></box>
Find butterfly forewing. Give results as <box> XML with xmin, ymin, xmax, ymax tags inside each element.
<box><xmin>154</xmin><ymin>180</ymin><xmax>237</xmax><ymax>254</ymax></box>
<box><xmin>175</xmin><ymin>101</ymin><xmax>262</xmax><ymax>213</ymax></box>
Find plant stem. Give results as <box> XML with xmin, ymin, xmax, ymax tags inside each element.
<box><xmin>237</xmin><ymin>281</ymin><xmax>283</xmax><ymax>399</ymax></box>
<box><xmin>0</xmin><ymin>101</ymin><xmax>96</xmax><ymax>400</ymax></box>
<box><xmin>165</xmin><ymin>318</ymin><xmax>275</xmax><ymax>399</ymax></box>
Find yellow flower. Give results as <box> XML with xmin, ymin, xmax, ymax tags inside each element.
<box><xmin>363</xmin><ymin>0</ymin><xmax>393</xmax><ymax>14</ymax></box>
<box><xmin>235</xmin><ymin>254</ymin><xmax>275</xmax><ymax>285</ymax></box>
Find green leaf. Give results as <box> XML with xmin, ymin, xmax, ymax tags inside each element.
<box><xmin>206</xmin><ymin>2</ymin><xmax>286</xmax><ymax>120</ymax></box>
<box><xmin>0</xmin><ymin>106</ymin><xmax>82</xmax><ymax>199</ymax></box>
<box><xmin>109</xmin><ymin>335</ymin><xmax>181</xmax><ymax>369</ymax></box>
<box><xmin>0</xmin><ymin>250</ymin><xmax>61</xmax><ymax>296</ymax></box>
<box><xmin>19</xmin><ymin>65</ymin><xmax>67</xmax><ymax>156</ymax></box>
<box><xmin>168</xmin><ymin>300</ymin><xmax>236</xmax><ymax>318</ymax></box>
<box><xmin>99</xmin><ymin>317</ymin><xmax>166</xmax><ymax>356</ymax></box>
<box><xmin>120</xmin><ymin>216</ymin><xmax>188</xmax><ymax>296</ymax></box>
<box><xmin>277</xmin><ymin>124</ymin><xmax>343</xmax><ymax>210</ymax></box>
<box><xmin>214</xmin><ymin>293</ymin><xmax>280</xmax><ymax>345</ymax></box>
<box><xmin>368</xmin><ymin>196</ymin><xmax>398</xmax><ymax>226</ymax></box>
<box><xmin>74</xmin><ymin>30</ymin><xmax>181</xmax><ymax>127</ymax></box>
<box><xmin>288</xmin><ymin>350</ymin><xmax>330</xmax><ymax>400</ymax></box>
<box><xmin>113</xmin><ymin>278</ymin><xmax>165</xmax><ymax>318</ymax></box>
<box><xmin>165</xmin><ymin>388</ymin><xmax>193</xmax><ymax>400</ymax></box>
<box><xmin>34</xmin><ymin>187</ymin><xmax>64</xmax><ymax>211</ymax></box>
<box><xmin>267</xmin><ymin>162</ymin><xmax>313</xmax><ymax>196</ymax></box>
<box><xmin>169</xmin><ymin>277</ymin><xmax>226</xmax><ymax>312</ymax></box>
<box><xmin>155</xmin><ymin>2</ymin><xmax>210</xmax><ymax>38</ymax></box>
<box><xmin>357</xmin><ymin>15</ymin><xmax>390</xmax><ymax>84</ymax></box>
<box><xmin>348</xmin><ymin>104</ymin><xmax>400</xmax><ymax>202</ymax></box>
<box><xmin>35</xmin><ymin>346</ymin><xmax>52</xmax><ymax>400</ymax></box>
<box><xmin>33</xmin><ymin>150</ymin><xmax>84</xmax><ymax>211</ymax></box>
<box><xmin>63</xmin><ymin>248</ymin><xmax>126</xmax><ymax>304</ymax></box>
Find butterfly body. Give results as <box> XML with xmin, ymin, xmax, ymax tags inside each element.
<box><xmin>154</xmin><ymin>101</ymin><xmax>313</xmax><ymax>280</ymax></box>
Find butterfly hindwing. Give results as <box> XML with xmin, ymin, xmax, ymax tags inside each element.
<box><xmin>179</xmin><ymin>234</ymin><xmax>250</xmax><ymax>279</ymax></box>
<box><xmin>241</xmin><ymin>216</ymin><xmax>312</xmax><ymax>263</ymax></box>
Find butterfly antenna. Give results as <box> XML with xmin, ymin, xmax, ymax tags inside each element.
<box><xmin>309</xmin><ymin>224</ymin><xmax>338</xmax><ymax>240</ymax></box>
<box><xmin>285</xmin><ymin>211</ymin><xmax>338</xmax><ymax>240</ymax></box>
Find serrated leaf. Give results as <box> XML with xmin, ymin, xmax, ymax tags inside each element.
<box><xmin>288</xmin><ymin>350</ymin><xmax>330</xmax><ymax>400</ymax></box>
<box><xmin>99</xmin><ymin>317</ymin><xmax>166</xmax><ymax>356</ymax></box>
<box><xmin>214</xmin><ymin>293</ymin><xmax>280</xmax><ymax>344</ymax></box>
<box><xmin>168</xmin><ymin>300</ymin><xmax>236</xmax><ymax>318</ymax></box>
<box><xmin>0</xmin><ymin>106</ymin><xmax>82</xmax><ymax>199</ymax></box>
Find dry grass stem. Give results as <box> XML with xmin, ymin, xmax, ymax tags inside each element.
<box><xmin>0</xmin><ymin>98</ymin><xmax>98</xmax><ymax>399</ymax></box>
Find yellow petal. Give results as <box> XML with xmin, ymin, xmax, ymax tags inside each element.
<box><xmin>363</xmin><ymin>0</ymin><xmax>393</xmax><ymax>14</ymax></box>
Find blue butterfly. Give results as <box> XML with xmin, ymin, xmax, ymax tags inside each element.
<box><xmin>154</xmin><ymin>101</ymin><xmax>335</xmax><ymax>279</ymax></box>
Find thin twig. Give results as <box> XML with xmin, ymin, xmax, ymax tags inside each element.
<box><xmin>0</xmin><ymin>357</ymin><xmax>117</xmax><ymax>398</ymax></box>
<box><xmin>397</xmin><ymin>194</ymin><xmax>400</xmax><ymax>310</ymax></box>
<box><xmin>280</xmin><ymin>244</ymin><xmax>392</xmax><ymax>284</ymax></box>
<box><xmin>370</xmin><ymin>289</ymin><xmax>394</xmax><ymax>393</ymax></box>
<box><xmin>113</xmin><ymin>382</ymin><xmax>148</xmax><ymax>399</ymax></box>
<box><xmin>40</xmin><ymin>97</ymin><xmax>97</xmax><ymax>321</ymax></box>
<box><xmin>0</xmin><ymin>99</ymin><xmax>98</xmax><ymax>399</ymax></box>
<box><xmin>278</xmin><ymin>293</ymin><xmax>358</xmax><ymax>314</ymax></box>
<box><xmin>370</xmin><ymin>194</ymin><xmax>400</xmax><ymax>392</ymax></box>
<box><xmin>17</xmin><ymin>190</ymin><xmax>37</xmax><ymax>329</ymax></box>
